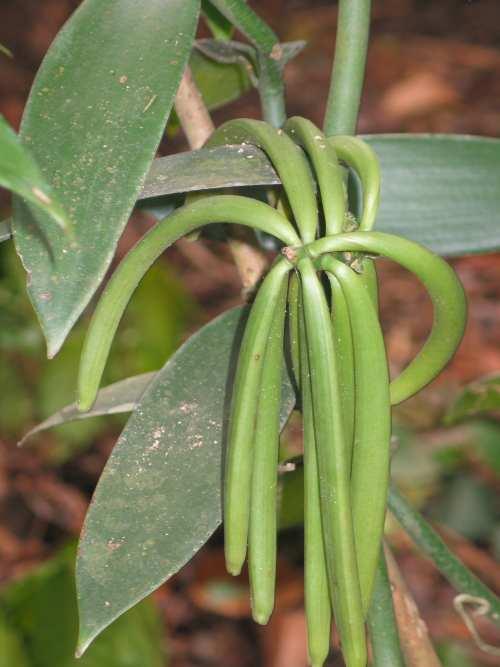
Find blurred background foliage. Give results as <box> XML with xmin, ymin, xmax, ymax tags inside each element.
<box><xmin>0</xmin><ymin>1</ymin><xmax>499</xmax><ymax>666</ymax></box>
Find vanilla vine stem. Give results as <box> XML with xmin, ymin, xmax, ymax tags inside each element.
<box><xmin>323</xmin><ymin>0</ymin><xmax>372</xmax><ymax>136</ymax></box>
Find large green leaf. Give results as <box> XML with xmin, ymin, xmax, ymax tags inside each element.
<box><xmin>366</xmin><ymin>134</ymin><xmax>500</xmax><ymax>257</ymax></box>
<box><xmin>139</xmin><ymin>134</ymin><xmax>500</xmax><ymax>257</ymax></box>
<box><xmin>77</xmin><ymin>306</ymin><xmax>295</xmax><ymax>653</ymax></box>
<box><xmin>12</xmin><ymin>0</ymin><xmax>201</xmax><ymax>358</ymax></box>
<box><xmin>0</xmin><ymin>116</ymin><xmax>69</xmax><ymax>231</ymax></box>
<box><xmin>1</xmin><ymin>546</ymin><xmax>164</xmax><ymax>667</ymax></box>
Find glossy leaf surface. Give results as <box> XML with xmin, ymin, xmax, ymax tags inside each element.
<box><xmin>77</xmin><ymin>307</ymin><xmax>295</xmax><ymax>653</ymax></box>
<box><xmin>140</xmin><ymin>134</ymin><xmax>500</xmax><ymax>256</ymax></box>
<box><xmin>0</xmin><ymin>116</ymin><xmax>69</xmax><ymax>230</ymax></box>
<box><xmin>12</xmin><ymin>0</ymin><xmax>200</xmax><ymax>358</ymax></box>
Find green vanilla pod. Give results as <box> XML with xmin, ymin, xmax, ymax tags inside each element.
<box><xmin>330</xmin><ymin>133</ymin><xmax>381</xmax><ymax>328</ymax></box>
<box><xmin>287</xmin><ymin>271</ymin><xmax>302</xmax><ymax>390</ymax></box>
<box><xmin>77</xmin><ymin>194</ymin><xmax>300</xmax><ymax>412</ymax></box>
<box><xmin>318</xmin><ymin>255</ymin><xmax>391</xmax><ymax>614</ymax></box>
<box><xmin>303</xmin><ymin>231</ymin><xmax>467</xmax><ymax>405</ymax></box>
<box><xmin>299</xmin><ymin>256</ymin><xmax>367</xmax><ymax>667</ymax></box>
<box><xmin>329</xmin><ymin>135</ymin><xmax>380</xmax><ymax>231</ymax></box>
<box><xmin>284</xmin><ymin>116</ymin><xmax>346</xmax><ymax>235</ymax></box>
<box><xmin>248</xmin><ymin>279</ymin><xmax>288</xmax><ymax>624</ymax></box>
<box><xmin>206</xmin><ymin>118</ymin><xmax>319</xmax><ymax>243</ymax></box>
<box><xmin>298</xmin><ymin>289</ymin><xmax>333</xmax><ymax>667</ymax></box>
<box><xmin>357</xmin><ymin>258</ymin><xmax>379</xmax><ymax>313</ymax></box>
<box><xmin>224</xmin><ymin>257</ymin><xmax>292</xmax><ymax>575</ymax></box>
<box><xmin>326</xmin><ymin>270</ymin><xmax>355</xmax><ymax>465</ymax></box>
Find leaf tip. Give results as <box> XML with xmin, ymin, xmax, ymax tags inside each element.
<box><xmin>75</xmin><ymin>630</ymin><xmax>94</xmax><ymax>659</ymax></box>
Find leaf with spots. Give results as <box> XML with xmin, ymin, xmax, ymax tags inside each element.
<box><xmin>76</xmin><ymin>307</ymin><xmax>295</xmax><ymax>654</ymax></box>
<box><xmin>12</xmin><ymin>0</ymin><xmax>201</xmax><ymax>358</ymax></box>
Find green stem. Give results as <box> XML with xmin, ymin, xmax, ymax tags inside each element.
<box><xmin>388</xmin><ymin>485</ymin><xmax>500</xmax><ymax>626</ymax></box>
<box><xmin>367</xmin><ymin>549</ymin><xmax>406</xmax><ymax>667</ymax></box>
<box><xmin>323</xmin><ymin>0</ymin><xmax>372</xmax><ymax>136</ymax></box>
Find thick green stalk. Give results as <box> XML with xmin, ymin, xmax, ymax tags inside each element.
<box><xmin>298</xmin><ymin>289</ymin><xmax>332</xmax><ymax>667</ymax></box>
<box><xmin>299</xmin><ymin>257</ymin><xmax>366</xmax><ymax>667</ymax></box>
<box><xmin>367</xmin><ymin>549</ymin><xmax>406</xmax><ymax>667</ymax></box>
<box><xmin>388</xmin><ymin>485</ymin><xmax>500</xmax><ymax>626</ymax></box>
<box><xmin>206</xmin><ymin>119</ymin><xmax>318</xmax><ymax>243</ymax></box>
<box><xmin>304</xmin><ymin>231</ymin><xmax>467</xmax><ymax>405</ymax></box>
<box><xmin>248</xmin><ymin>279</ymin><xmax>288</xmax><ymax>624</ymax></box>
<box><xmin>323</xmin><ymin>0</ymin><xmax>371</xmax><ymax>136</ymax></box>
<box><xmin>284</xmin><ymin>116</ymin><xmax>346</xmax><ymax>235</ymax></box>
<box><xmin>78</xmin><ymin>194</ymin><xmax>299</xmax><ymax>412</ymax></box>
<box><xmin>318</xmin><ymin>255</ymin><xmax>391</xmax><ymax>615</ymax></box>
<box><xmin>224</xmin><ymin>258</ymin><xmax>292</xmax><ymax>575</ymax></box>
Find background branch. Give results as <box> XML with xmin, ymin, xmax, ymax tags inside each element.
<box><xmin>174</xmin><ymin>66</ymin><xmax>268</xmax><ymax>292</ymax></box>
<box><xmin>385</xmin><ymin>545</ymin><xmax>442</xmax><ymax>667</ymax></box>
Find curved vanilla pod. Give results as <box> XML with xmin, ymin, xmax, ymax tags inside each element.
<box><xmin>331</xmin><ymin>133</ymin><xmax>381</xmax><ymax>324</ymax></box>
<box><xmin>329</xmin><ymin>135</ymin><xmax>380</xmax><ymax>231</ymax></box>
<box><xmin>299</xmin><ymin>257</ymin><xmax>366</xmax><ymax>667</ymax></box>
<box><xmin>305</xmin><ymin>231</ymin><xmax>467</xmax><ymax>405</ymax></box>
<box><xmin>284</xmin><ymin>117</ymin><xmax>346</xmax><ymax>235</ymax></box>
<box><xmin>77</xmin><ymin>195</ymin><xmax>300</xmax><ymax>412</ymax></box>
<box><xmin>298</xmin><ymin>289</ymin><xmax>332</xmax><ymax>667</ymax></box>
<box><xmin>225</xmin><ymin>257</ymin><xmax>292</xmax><ymax>575</ymax></box>
<box><xmin>318</xmin><ymin>255</ymin><xmax>391</xmax><ymax>614</ymax></box>
<box><xmin>248</xmin><ymin>279</ymin><xmax>288</xmax><ymax>624</ymax></box>
<box><xmin>206</xmin><ymin>118</ymin><xmax>319</xmax><ymax>243</ymax></box>
<box><xmin>326</xmin><ymin>270</ymin><xmax>355</xmax><ymax>464</ymax></box>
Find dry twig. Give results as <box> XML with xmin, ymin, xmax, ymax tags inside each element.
<box><xmin>174</xmin><ymin>66</ymin><xmax>268</xmax><ymax>292</ymax></box>
<box><xmin>385</xmin><ymin>544</ymin><xmax>442</xmax><ymax>667</ymax></box>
